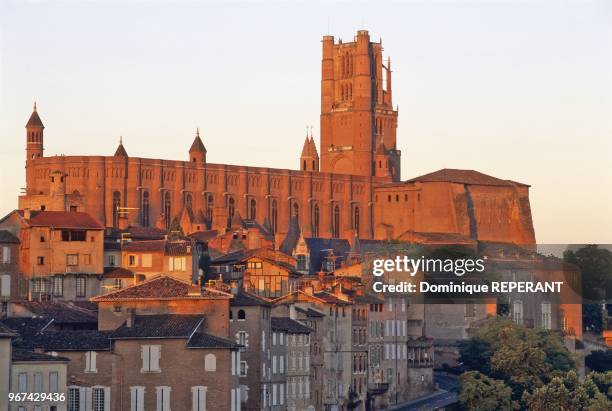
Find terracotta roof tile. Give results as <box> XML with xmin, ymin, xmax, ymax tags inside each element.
<box><xmin>405</xmin><ymin>168</ymin><xmax>528</xmax><ymax>187</ymax></box>
<box><xmin>21</xmin><ymin>211</ymin><xmax>103</xmax><ymax>230</ymax></box>
<box><xmin>111</xmin><ymin>314</ymin><xmax>203</xmax><ymax>339</ymax></box>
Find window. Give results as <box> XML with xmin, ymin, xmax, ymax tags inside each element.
<box><xmin>513</xmin><ymin>300</ymin><xmax>523</xmax><ymax>325</ymax></box>
<box><xmin>112</xmin><ymin>191</ymin><xmax>122</xmax><ymax>227</ymax></box>
<box><xmin>66</xmin><ymin>254</ymin><xmax>79</xmax><ymax>266</ymax></box>
<box><xmin>237</xmin><ymin>309</ymin><xmax>246</xmax><ymax>320</ymax></box>
<box><xmin>142</xmin><ymin>254</ymin><xmax>152</xmax><ymax>268</ymax></box>
<box><xmin>141</xmin><ymin>191</ymin><xmax>150</xmax><ymax>227</ymax></box>
<box><xmin>52</xmin><ymin>276</ymin><xmax>63</xmax><ymax>297</ymax></box>
<box><xmin>204</xmin><ymin>353</ymin><xmax>216</xmax><ymax>371</ymax></box>
<box><xmin>271</xmin><ymin>200</ymin><xmax>278</xmax><ymax>233</ymax></box>
<box><xmin>227</xmin><ymin>197</ymin><xmax>235</xmax><ymax>227</ymax></box>
<box><xmin>37</xmin><ymin>256</ymin><xmax>45</xmax><ymax>265</ymax></box>
<box><xmin>92</xmin><ymin>387</ymin><xmax>106</xmax><ymax>411</ymax></box>
<box><xmin>249</xmin><ymin>198</ymin><xmax>256</xmax><ymax>220</ymax></box>
<box><xmin>40</xmin><ymin>236</ymin><xmax>45</xmax><ymax>242</ymax></box>
<box><xmin>465</xmin><ymin>302</ymin><xmax>476</xmax><ymax>318</ymax></box>
<box><xmin>191</xmin><ymin>386</ymin><xmax>207</xmax><ymax>411</ymax></box>
<box><xmin>272</xmin><ymin>355</ymin><xmax>277</xmax><ymax>374</ymax></box>
<box><xmin>1</xmin><ymin>246</ymin><xmax>10</xmax><ymax>263</ymax></box>
<box><xmin>156</xmin><ymin>386</ymin><xmax>171</xmax><ymax>411</ymax></box>
<box><xmin>237</xmin><ymin>331</ymin><xmax>247</xmax><ymax>346</ymax></box>
<box><xmin>313</xmin><ymin>204</ymin><xmax>320</xmax><ymax>237</ymax></box>
<box><xmin>1</xmin><ymin>275</ymin><xmax>11</xmax><ymax>297</ymax></box>
<box><xmin>240</xmin><ymin>361</ymin><xmax>247</xmax><ymax>376</ymax></box>
<box><xmin>353</xmin><ymin>206</ymin><xmax>360</xmax><ymax>234</ymax></box>
<box><xmin>296</xmin><ymin>255</ymin><xmax>307</xmax><ymax>271</ymax></box>
<box><xmin>130</xmin><ymin>386</ymin><xmax>145</xmax><ymax>411</ymax></box>
<box><xmin>62</xmin><ymin>230</ymin><xmax>86</xmax><ymax>241</ymax></box>
<box><xmin>163</xmin><ymin>192</ymin><xmax>172</xmax><ymax>229</ymax></box>
<box><xmin>292</xmin><ymin>202</ymin><xmax>299</xmax><ymax>222</ymax></box>
<box><xmin>82</xmin><ymin>254</ymin><xmax>91</xmax><ymax>265</ymax></box>
<box><xmin>76</xmin><ymin>277</ymin><xmax>87</xmax><ymax>297</ymax></box>
<box><xmin>169</xmin><ymin>257</ymin><xmax>186</xmax><ymax>271</ymax></box>
<box><xmin>128</xmin><ymin>255</ymin><xmax>138</xmax><ymax>267</ymax></box>
<box><xmin>206</xmin><ymin>194</ymin><xmax>214</xmax><ymax>227</ymax></box>
<box><xmin>107</xmin><ymin>255</ymin><xmax>116</xmax><ymax>267</ymax></box>
<box><xmin>49</xmin><ymin>372</ymin><xmax>58</xmax><ymax>393</ymax></box>
<box><xmin>332</xmin><ymin>205</ymin><xmax>340</xmax><ymax>238</ymax></box>
<box><xmin>18</xmin><ymin>372</ymin><xmax>27</xmax><ymax>392</ymax></box>
<box><xmin>85</xmin><ymin>351</ymin><xmax>97</xmax><ymax>373</ymax></box>
<box><xmin>542</xmin><ymin>302</ymin><xmax>552</xmax><ymax>330</ymax></box>
<box><xmin>33</xmin><ymin>372</ymin><xmax>42</xmax><ymax>393</ymax></box>
<box><xmin>141</xmin><ymin>345</ymin><xmax>161</xmax><ymax>372</ymax></box>
<box><xmin>113</xmin><ymin>279</ymin><xmax>123</xmax><ymax>290</ymax></box>
<box><xmin>68</xmin><ymin>387</ymin><xmax>80</xmax><ymax>411</ymax></box>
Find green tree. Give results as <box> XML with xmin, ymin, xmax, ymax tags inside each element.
<box><xmin>585</xmin><ymin>350</ymin><xmax>612</xmax><ymax>373</ymax></box>
<box><xmin>458</xmin><ymin>371</ymin><xmax>516</xmax><ymax>411</ymax></box>
<box><xmin>458</xmin><ymin>338</ymin><xmax>492</xmax><ymax>374</ymax></box>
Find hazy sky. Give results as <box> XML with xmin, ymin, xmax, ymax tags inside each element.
<box><xmin>1</xmin><ymin>0</ymin><xmax>610</xmax><ymax>244</ymax></box>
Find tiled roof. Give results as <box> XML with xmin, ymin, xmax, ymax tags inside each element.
<box><xmin>313</xmin><ymin>291</ymin><xmax>352</xmax><ymax>305</ymax></box>
<box><xmin>23</xmin><ymin>330</ymin><xmax>112</xmax><ymax>351</ymax></box>
<box><xmin>21</xmin><ymin>211</ymin><xmax>104</xmax><ymax>230</ymax></box>
<box><xmin>0</xmin><ymin>230</ymin><xmax>19</xmax><ymax>244</ymax></box>
<box><xmin>188</xmin><ymin>230</ymin><xmax>219</xmax><ymax>242</ymax></box>
<box><xmin>294</xmin><ymin>306</ymin><xmax>325</xmax><ymax>318</ymax></box>
<box><xmin>271</xmin><ymin>317</ymin><xmax>312</xmax><ymax>334</ymax></box>
<box><xmin>110</xmin><ymin>314</ymin><xmax>203</xmax><ymax>339</ymax></box>
<box><xmin>12</xmin><ymin>348</ymin><xmax>69</xmax><ymax>363</ymax></box>
<box><xmin>1</xmin><ymin>317</ymin><xmax>54</xmax><ymax>340</ymax></box>
<box><xmin>231</xmin><ymin>291</ymin><xmax>272</xmax><ymax>307</ymax></box>
<box><xmin>91</xmin><ymin>276</ymin><xmax>231</xmax><ymax>301</ymax></box>
<box><xmin>122</xmin><ymin>240</ymin><xmax>191</xmax><ymax>255</ymax></box>
<box><xmin>280</xmin><ymin>216</ymin><xmax>301</xmax><ymax>255</ymax></box>
<box><xmin>10</xmin><ymin>300</ymin><xmax>97</xmax><ymax>324</ymax></box>
<box><xmin>26</xmin><ymin>109</ymin><xmax>44</xmax><ymax>127</ymax></box>
<box><xmin>103</xmin><ymin>266</ymin><xmax>134</xmax><ymax>278</ymax></box>
<box><xmin>404</xmin><ymin>168</ymin><xmax>529</xmax><ymax>187</ymax></box>
<box><xmin>353</xmin><ymin>294</ymin><xmax>384</xmax><ymax>304</ymax></box>
<box><xmin>189</xmin><ymin>135</ymin><xmax>207</xmax><ymax>153</ymax></box>
<box><xmin>187</xmin><ymin>332</ymin><xmax>239</xmax><ymax>349</ymax></box>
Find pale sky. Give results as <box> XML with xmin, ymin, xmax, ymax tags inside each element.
<box><xmin>1</xmin><ymin>0</ymin><xmax>611</xmax><ymax>244</ymax></box>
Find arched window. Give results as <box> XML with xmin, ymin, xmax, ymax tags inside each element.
<box><xmin>206</xmin><ymin>194</ymin><xmax>214</xmax><ymax>227</ymax></box>
<box><xmin>227</xmin><ymin>197</ymin><xmax>235</xmax><ymax>227</ymax></box>
<box><xmin>271</xmin><ymin>200</ymin><xmax>278</xmax><ymax>233</ymax></box>
<box><xmin>204</xmin><ymin>353</ymin><xmax>216</xmax><ymax>371</ymax></box>
<box><xmin>141</xmin><ymin>191</ymin><xmax>150</xmax><ymax>227</ymax></box>
<box><xmin>164</xmin><ymin>191</ymin><xmax>172</xmax><ymax>229</ymax></box>
<box><xmin>332</xmin><ymin>205</ymin><xmax>340</xmax><ymax>238</ymax></box>
<box><xmin>303</xmin><ymin>160</ymin><xmax>306</xmax><ymax>171</ymax></box>
<box><xmin>238</xmin><ymin>309</ymin><xmax>246</xmax><ymax>320</ymax></box>
<box><xmin>249</xmin><ymin>199</ymin><xmax>256</xmax><ymax>220</ymax></box>
<box><xmin>229</xmin><ymin>310</ymin><xmax>233</xmax><ymax>320</ymax></box>
<box><xmin>292</xmin><ymin>202</ymin><xmax>299</xmax><ymax>221</ymax></box>
<box><xmin>112</xmin><ymin>191</ymin><xmax>121</xmax><ymax>228</ymax></box>
<box><xmin>312</xmin><ymin>160</ymin><xmax>315</xmax><ymax>170</ymax></box>
<box><xmin>185</xmin><ymin>193</ymin><xmax>193</xmax><ymax>210</ymax></box>
<box><xmin>313</xmin><ymin>204</ymin><xmax>320</xmax><ymax>237</ymax></box>
<box><xmin>353</xmin><ymin>206</ymin><xmax>360</xmax><ymax>234</ymax></box>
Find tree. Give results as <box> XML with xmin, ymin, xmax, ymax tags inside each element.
<box><xmin>458</xmin><ymin>371</ymin><xmax>516</xmax><ymax>411</ymax></box>
<box><xmin>585</xmin><ymin>350</ymin><xmax>612</xmax><ymax>373</ymax></box>
<box><xmin>582</xmin><ymin>304</ymin><xmax>604</xmax><ymax>334</ymax></box>
<box><xmin>458</xmin><ymin>338</ymin><xmax>492</xmax><ymax>374</ymax></box>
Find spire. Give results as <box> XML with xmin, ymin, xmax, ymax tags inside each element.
<box><xmin>309</xmin><ymin>136</ymin><xmax>319</xmax><ymax>158</ymax></box>
<box><xmin>189</xmin><ymin>128</ymin><xmax>207</xmax><ymax>153</ymax></box>
<box><xmin>300</xmin><ymin>135</ymin><xmax>311</xmax><ymax>157</ymax></box>
<box><xmin>114</xmin><ymin>136</ymin><xmax>128</xmax><ymax>157</ymax></box>
<box><xmin>26</xmin><ymin>103</ymin><xmax>44</xmax><ymax>128</ymax></box>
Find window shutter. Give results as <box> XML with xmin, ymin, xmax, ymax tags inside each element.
<box><xmin>141</xmin><ymin>346</ymin><xmax>150</xmax><ymax>372</ymax></box>
<box><xmin>18</xmin><ymin>373</ymin><xmax>27</xmax><ymax>392</ymax></box>
<box><xmin>79</xmin><ymin>387</ymin><xmax>87</xmax><ymax>410</ymax></box>
<box><xmin>0</xmin><ymin>275</ymin><xmax>10</xmax><ymax>297</ymax></box>
<box><xmin>151</xmin><ymin>345</ymin><xmax>161</xmax><ymax>371</ymax></box>
<box><xmin>91</xmin><ymin>351</ymin><xmax>98</xmax><ymax>372</ymax></box>
<box><xmin>164</xmin><ymin>387</ymin><xmax>171</xmax><ymax>411</ymax></box>
<box><xmin>130</xmin><ymin>387</ymin><xmax>137</xmax><ymax>411</ymax></box>
<box><xmin>156</xmin><ymin>387</ymin><xmax>162</xmax><ymax>411</ymax></box>
<box><xmin>85</xmin><ymin>387</ymin><xmax>93</xmax><ymax>411</ymax></box>
<box><xmin>168</xmin><ymin>257</ymin><xmax>174</xmax><ymax>271</ymax></box>
<box><xmin>104</xmin><ymin>387</ymin><xmax>111</xmax><ymax>411</ymax></box>
<box><xmin>230</xmin><ymin>388</ymin><xmax>235</xmax><ymax>411</ymax></box>
<box><xmin>33</xmin><ymin>373</ymin><xmax>42</xmax><ymax>393</ymax></box>
<box><xmin>49</xmin><ymin>372</ymin><xmax>58</xmax><ymax>393</ymax></box>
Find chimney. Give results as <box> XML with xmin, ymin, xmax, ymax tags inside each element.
<box><xmin>188</xmin><ymin>283</ymin><xmax>201</xmax><ymax>296</ymax></box>
<box><xmin>126</xmin><ymin>308</ymin><xmax>135</xmax><ymax>328</ymax></box>
<box><xmin>24</xmin><ymin>208</ymin><xmax>31</xmax><ymax>220</ymax></box>
<box><xmin>230</xmin><ymin>281</ymin><xmax>239</xmax><ymax>295</ymax></box>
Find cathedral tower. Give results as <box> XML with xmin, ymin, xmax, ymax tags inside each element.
<box><xmin>26</xmin><ymin>102</ymin><xmax>44</xmax><ymax>161</ymax></box>
<box><xmin>320</xmin><ymin>30</ymin><xmax>400</xmax><ymax>181</ymax></box>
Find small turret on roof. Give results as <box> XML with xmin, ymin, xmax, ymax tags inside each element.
<box><xmin>189</xmin><ymin>128</ymin><xmax>207</xmax><ymax>153</ymax></box>
<box><xmin>26</xmin><ymin>102</ymin><xmax>44</xmax><ymax>128</ymax></box>
<box><xmin>113</xmin><ymin>136</ymin><xmax>128</xmax><ymax>157</ymax></box>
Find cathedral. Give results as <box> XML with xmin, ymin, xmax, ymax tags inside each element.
<box><xmin>18</xmin><ymin>30</ymin><xmax>535</xmax><ymax>246</ymax></box>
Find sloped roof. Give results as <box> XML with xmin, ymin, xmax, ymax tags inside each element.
<box><xmin>313</xmin><ymin>291</ymin><xmax>352</xmax><ymax>305</ymax></box>
<box><xmin>405</xmin><ymin>168</ymin><xmax>528</xmax><ymax>187</ymax></box>
<box><xmin>9</xmin><ymin>300</ymin><xmax>97</xmax><ymax>324</ymax></box>
<box><xmin>1</xmin><ymin>317</ymin><xmax>54</xmax><ymax>340</ymax></box>
<box><xmin>12</xmin><ymin>348</ymin><xmax>69</xmax><ymax>363</ymax></box>
<box><xmin>26</xmin><ymin>109</ymin><xmax>44</xmax><ymax>128</ymax></box>
<box><xmin>280</xmin><ymin>216</ymin><xmax>301</xmax><ymax>255</ymax></box>
<box><xmin>103</xmin><ymin>266</ymin><xmax>134</xmax><ymax>278</ymax></box>
<box><xmin>121</xmin><ymin>239</ymin><xmax>192</xmax><ymax>255</ymax></box>
<box><xmin>294</xmin><ymin>306</ymin><xmax>325</xmax><ymax>318</ymax></box>
<box><xmin>114</xmin><ymin>142</ymin><xmax>128</xmax><ymax>157</ymax></box>
<box><xmin>271</xmin><ymin>317</ymin><xmax>313</xmax><ymax>333</ymax></box>
<box><xmin>110</xmin><ymin>314</ymin><xmax>203</xmax><ymax>339</ymax></box>
<box><xmin>0</xmin><ymin>322</ymin><xmax>17</xmax><ymax>337</ymax></box>
<box><xmin>91</xmin><ymin>275</ymin><xmax>231</xmax><ymax>301</ymax></box>
<box><xmin>24</xmin><ymin>330</ymin><xmax>112</xmax><ymax>351</ymax></box>
<box><xmin>20</xmin><ymin>210</ymin><xmax>104</xmax><ymax>230</ymax></box>
<box><xmin>0</xmin><ymin>230</ymin><xmax>19</xmax><ymax>243</ymax></box>
<box><xmin>187</xmin><ymin>332</ymin><xmax>239</xmax><ymax>349</ymax></box>
<box><xmin>189</xmin><ymin>135</ymin><xmax>207</xmax><ymax>153</ymax></box>
<box><xmin>231</xmin><ymin>290</ymin><xmax>272</xmax><ymax>307</ymax></box>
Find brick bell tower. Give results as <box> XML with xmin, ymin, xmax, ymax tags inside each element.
<box><xmin>320</xmin><ymin>30</ymin><xmax>400</xmax><ymax>181</ymax></box>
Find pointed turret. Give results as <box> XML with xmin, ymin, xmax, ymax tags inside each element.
<box><xmin>114</xmin><ymin>136</ymin><xmax>128</xmax><ymax>157</ymax></box>
<box><xmin>189</xmin><ymin>128</ymin><xmax>207</xmax><ymax>164</ymax></box>
<box><xmin>299</xmin><ymin>126</ymin><xmax>319</xmax><ymax>172</ymax></box>
<box><xmin>26</xmin><ymin>102</ymin><xmax>44</xmax><ymax>160</ymax></box>
<box><xmin>375</xmin><ymin>137</ymin><xmax>390</xmax><ymax>178</ymax></box>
